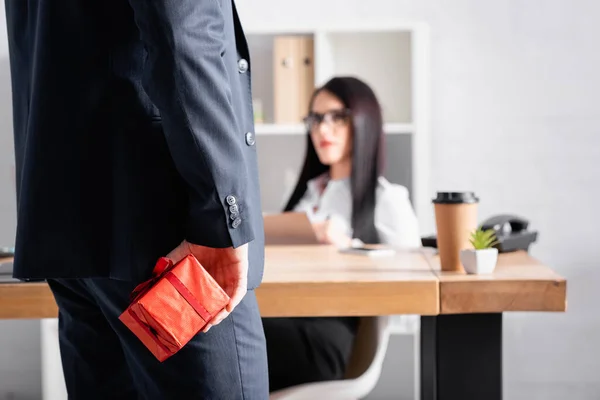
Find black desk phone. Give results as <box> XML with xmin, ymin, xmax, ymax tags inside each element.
<box><xmin>422</xmin><ymin>214</ymin><xmax>538</xmax><ymax>253</ymax></box>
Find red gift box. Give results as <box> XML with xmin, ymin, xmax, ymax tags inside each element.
<box><xmin>119</xmin><ymin>254</ymin><xmax>230</xmax><ymax>362</ymax></box>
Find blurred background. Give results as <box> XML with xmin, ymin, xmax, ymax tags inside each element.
<box><xmin>0</xmin><ymin>0</ymin><xmax>599</xmax><ymax>399</ymax></box>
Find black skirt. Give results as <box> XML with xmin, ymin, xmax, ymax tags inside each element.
<box><xmin>262</xmin><ymin>316</ymin><xmax>360</xmax><ymax>392</ymax></box>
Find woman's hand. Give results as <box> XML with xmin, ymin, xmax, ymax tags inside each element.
<box><xmin>312</xmin><ymin>217</ymin><xmax>352</xmax><ymax>248</ymax></box>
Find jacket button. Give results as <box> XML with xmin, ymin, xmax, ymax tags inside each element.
<box><xmin>229</xmin><ymin>204</ymin><xmax>239</xmax><ymax>214</ymax></box>
<box><xmin>226</xmin><ymin>195</ymin><xmax>236</xmax><ymax>206</ymax></box>
<box><xmin>232</xmin><ymin>217</ymin><xmax>242</xmax><ymax>229</ymax></box>
<box><xmin>245</xmin><ymin>132</ymin><xmax>255</xmax><ymax>146</ymax></box>
<box><xmin>238</xmin><ymin>58</ymin><xmax>249</xmax><ymax>73</ymax></box>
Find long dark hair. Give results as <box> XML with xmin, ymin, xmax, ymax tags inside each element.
<box><xmin>283</xmin><ymin>76</ymin><xmax>385</xmax><ymax>244</ymax></box>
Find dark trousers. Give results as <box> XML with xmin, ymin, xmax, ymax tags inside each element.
<box><xmin>48</xmin><ymin>278</ymin><xmax>269</xmax><ymax>400</ymax></box>
<box><xmin>262</xmin><ymin>317</ymin><xmax>359</xmax><ymax>392</ymax></box>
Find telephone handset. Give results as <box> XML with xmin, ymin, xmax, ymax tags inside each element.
<box><xmin>480</xmin><ymin>214</ymin><xmax>529</xmax><ymax>235</ymax></box>
<box><xmin>422</xmin><ymin>214</ymin><xmax>538</xmax><ymax>253</ymax></box>
<box><xmin>479</xmin><ymin>214</ymin><xmax>538</xmax><ymax>253</ymax></box>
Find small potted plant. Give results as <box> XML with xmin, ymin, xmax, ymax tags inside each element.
<box><xmin>460</xmin><ymin>228</ymin><xmax>499</xmax><ymax>274</ymax></box>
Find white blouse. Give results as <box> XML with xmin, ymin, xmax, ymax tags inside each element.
<box><xmin>293</xmin><ymin>174</ymin><xmax>422</xmax><ymax>249</ymax></box>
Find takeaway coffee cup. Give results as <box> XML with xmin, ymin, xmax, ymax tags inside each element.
<box><xmin>433</xmin><ymin>192</ymin><xmax>479</xmax><ymax>272</ymax></box>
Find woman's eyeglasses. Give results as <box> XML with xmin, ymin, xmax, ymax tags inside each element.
<box><xmin>302</xmin><ymin>109</ymin><xmax>351</xmax><ymax>132</ymax></box>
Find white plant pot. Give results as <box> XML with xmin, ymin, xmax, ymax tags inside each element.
<box><xmin>460</xmin><ymin>248</ymin><xmax>499</xmax><ymax>274</ymax></box>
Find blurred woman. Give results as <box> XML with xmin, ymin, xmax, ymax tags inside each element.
<box><xmin>262</xmin><ymin>76</ymin><xmax>421</xmax><ymax>392</ymax></box>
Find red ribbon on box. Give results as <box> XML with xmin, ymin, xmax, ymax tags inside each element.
<box><xmin>120</xmin><ymin>254</ymin><xmax>230</xmax><ymax>362</ymax></box>
<box><xmin>131</xmin><ymin>256</ymin><xmax>213</xmax><ymax>322</ymax></box>
<box><xmin>130</xmin><ymin>257</ymin><xmax>174</xmax><ymax>302</ymax></box>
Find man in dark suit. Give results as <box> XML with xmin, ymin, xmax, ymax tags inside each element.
<box><xmin>5</xmin><ymin>0</ymin><xmax>267</xmax><ymax>398</ymax></box>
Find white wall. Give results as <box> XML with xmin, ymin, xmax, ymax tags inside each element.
<box><xmin>0</xmin><ymin>0</ymin><xmax>599</xmax><ymax>399</ymax></box>
<box><xmin>244</xmin><ymin>0</ymin><xmax>600</xmax><ymax>398</ymax></box>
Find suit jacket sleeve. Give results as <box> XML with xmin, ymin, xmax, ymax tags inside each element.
<box><xmin>127</xmin><ymin>0</ymin><xmax>254</xmax><ymax>248</ymax></box>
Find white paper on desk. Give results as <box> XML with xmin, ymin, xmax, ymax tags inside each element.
<box><xmin>263</xmin><ymin>211</ymin><xmax>319</xmax><ymax>245</ymax></box>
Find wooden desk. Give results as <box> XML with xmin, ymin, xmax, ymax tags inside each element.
<box><xmin>424</xmin><ymin>250</ymin><xmax>567</xmax><ymax>314</ymax></box>
<box><xmin>0</xmin><ymin>246</ymin><xmax>440</xmax><ymax>319</ymax></box>
<box><xmin>257</xmin><ymin>245</ymin><xmax>438</xmax><ymax>317</ymax></box>
<box><xmin>0</xmin><ymin>247</ymin><xmax>567</xmax><ymax>400</ymax></box>
<box><xmin>0</xmin><ymin>248</ymin><xmax>566</xmax><ymax>319</ymax></box>
<box><xmin>0</xmin><ymin>281</ymin><xmax>57</xmax><ymax>319</ymax></box>
<box><xmin>418</xmin><ymin>250</ymin><xmax>566</xmax><ymax>400</ymax></box>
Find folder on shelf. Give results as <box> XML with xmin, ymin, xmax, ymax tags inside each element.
<box><xmin>273</xmin><ymin>36</ymin><xmax>315</xmax><ymax>124</ymax></box>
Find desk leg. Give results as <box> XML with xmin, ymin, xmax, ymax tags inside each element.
<box><xmin>420</xmin><ymin>313</ymin><xmax>502</xmax><ymax>400</ymax></box>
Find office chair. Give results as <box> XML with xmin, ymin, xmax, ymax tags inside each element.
<box><xmin>269</xmin><ymin>316</ymin><xmax>392</xmax><ymax>400</ymax></box>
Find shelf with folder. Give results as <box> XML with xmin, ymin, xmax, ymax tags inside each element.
<box><xmin>254</xmin><ymin>123</ymin><xmax>415</xmax><ymax>136</ymax></box>
<box><xmin>239</xmin><ymin>17</ymin><xmax>434</xmax><ymax>238</ymax></box>
<box><xmin>246</xmin><ymin>29</ymin><xmax>413</xmax><ymax>123</ymax></box>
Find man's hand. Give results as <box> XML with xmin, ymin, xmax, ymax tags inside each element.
<box><xmin>166</xmin><ymin>240</ymin><xmax>249</xmax><ymax>333</ymax></box>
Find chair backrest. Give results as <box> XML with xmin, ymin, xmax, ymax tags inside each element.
<box><xmin>343</xmin><ymin>316</ymin><xmax>392</xmax><ymax>381</ymax></box>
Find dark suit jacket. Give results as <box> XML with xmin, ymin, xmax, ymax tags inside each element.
<box><xmin>4</xmin><ymin>0</ymin><xmax>265</xmax><ymax>288</ymax></box>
